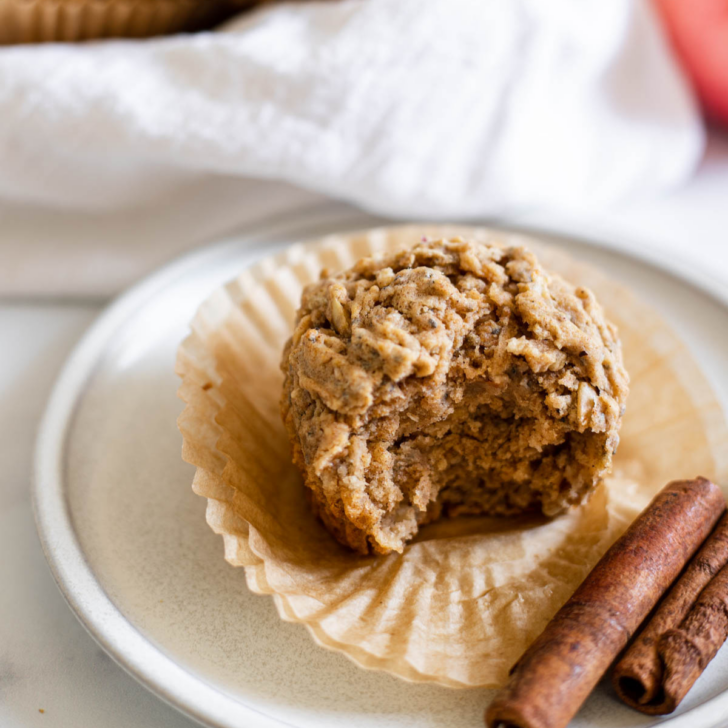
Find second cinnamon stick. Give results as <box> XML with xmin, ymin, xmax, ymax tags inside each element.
<box><xmin>657</xmin><ymin>563</ymin><xmax>728</xmax><ymax>712</ymax></box>
<box><xmin>613</xmin><ymin>511</ymin><xmax>728</xmax><ymax>712</ymax></box>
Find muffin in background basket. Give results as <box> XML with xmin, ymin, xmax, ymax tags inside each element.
<box><xmin>0</xmin><ymin>0</ymin><xmax>262</xmax><ymax>44</ymax></box>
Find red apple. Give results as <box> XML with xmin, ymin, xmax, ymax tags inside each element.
<box><xmin>654</xmin><ymin>0</ymin><xmax>728</xmax><ymax>124</ymax></box>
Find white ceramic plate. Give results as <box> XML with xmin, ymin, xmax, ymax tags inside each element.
<box><xmin>34</xmin><ymin>203</ymin><xmax>728</xmax><ymax>728</ymax></box>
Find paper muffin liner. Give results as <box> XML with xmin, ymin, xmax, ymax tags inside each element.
<box><xmin>0</xmin><ymin>0</ymin><xmax>229</xmax><ymax>43</ymax></box>
<box><xmin>176</xmin><ymin>225</ymin><xmax>728</xmax><ymax>688</ymax></box>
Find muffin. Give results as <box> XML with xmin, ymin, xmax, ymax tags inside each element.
<box><xmin>280</xmin><ymin>238</ymin><xmax>629</xmax><ymax>555</ymax></box>
<box><xmin>0</xmin><ymin>0</ymin><xmax>246</xmax><ymax>44</ymax></box>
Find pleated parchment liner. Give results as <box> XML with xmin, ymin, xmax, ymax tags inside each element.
<box><xmin>176</xmin><ymin>225</ymin><xmax>728</xmax><ymax>689</ymax></box>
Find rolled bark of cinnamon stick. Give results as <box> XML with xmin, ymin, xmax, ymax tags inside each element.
<box><xmin>485</xmin><ymin>478</ymin><xmax>725</xmax><ymax>728</ymax></box>
<box><xmin>656</xmin><ymin>564</ymin><xmax>728</xmax><ymax>713</ymax></box>
<box><xmin>613</xmin><ymin>511</ymin><xmax>728</xmax><ymax>713</ymax></box>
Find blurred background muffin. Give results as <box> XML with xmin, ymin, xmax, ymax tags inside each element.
<box><xmin>0</xmin><ymin>0</ymin><xmax>260</xmax><ymax>43</ymax></box>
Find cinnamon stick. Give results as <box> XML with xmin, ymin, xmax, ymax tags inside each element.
<box><xmin>656</xmin><ymin>564</ymin><xmax>728</xmax><ymax>712</ymax></box>
<box><xmin>613</xmin><ymin>511</ymin><xmax>728</xmax><ymax>713</ymax></box>
<box><xmin>485</xmin><ymin>478</ymin><xmax>725</xmax><ymax>728</ymax></box>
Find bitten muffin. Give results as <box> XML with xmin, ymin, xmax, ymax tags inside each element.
<box><xmin>280</xmin><ymin>238</ymin><xmax>629</xmax><ymax>555</ymax></box>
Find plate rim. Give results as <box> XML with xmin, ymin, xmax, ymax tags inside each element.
<box><xmin>32</xmin><ymin>203</ymin><xmax>728</xmax><ymax>728</ymax></box>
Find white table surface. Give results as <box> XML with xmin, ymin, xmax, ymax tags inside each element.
<box><xmin>1</xmin><ymin>129</ymin><xmax>727</xmax><ymax>728</ymax></box>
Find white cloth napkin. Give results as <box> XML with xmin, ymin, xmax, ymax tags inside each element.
<box><xmin>0</xmin><ymin>0</ymin><xmax>704</xmax><ymax>296</ymax></box>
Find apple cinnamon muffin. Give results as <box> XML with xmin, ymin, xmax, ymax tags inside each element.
<box><xmin>280</xmin><ymin>237</ymin><xmax>629</xmax><ymax>554</ymax></box>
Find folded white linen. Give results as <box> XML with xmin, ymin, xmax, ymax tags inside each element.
<box><xmin>0</xmin><ymin>0</ymin><xmax>704</xmax><ymax>295</ymax></box>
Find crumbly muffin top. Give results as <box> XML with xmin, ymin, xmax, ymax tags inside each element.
<box><xmin>281</xmin><ymin>238</ymin><xmax>628</xmax><ymax>554</ymax></box>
